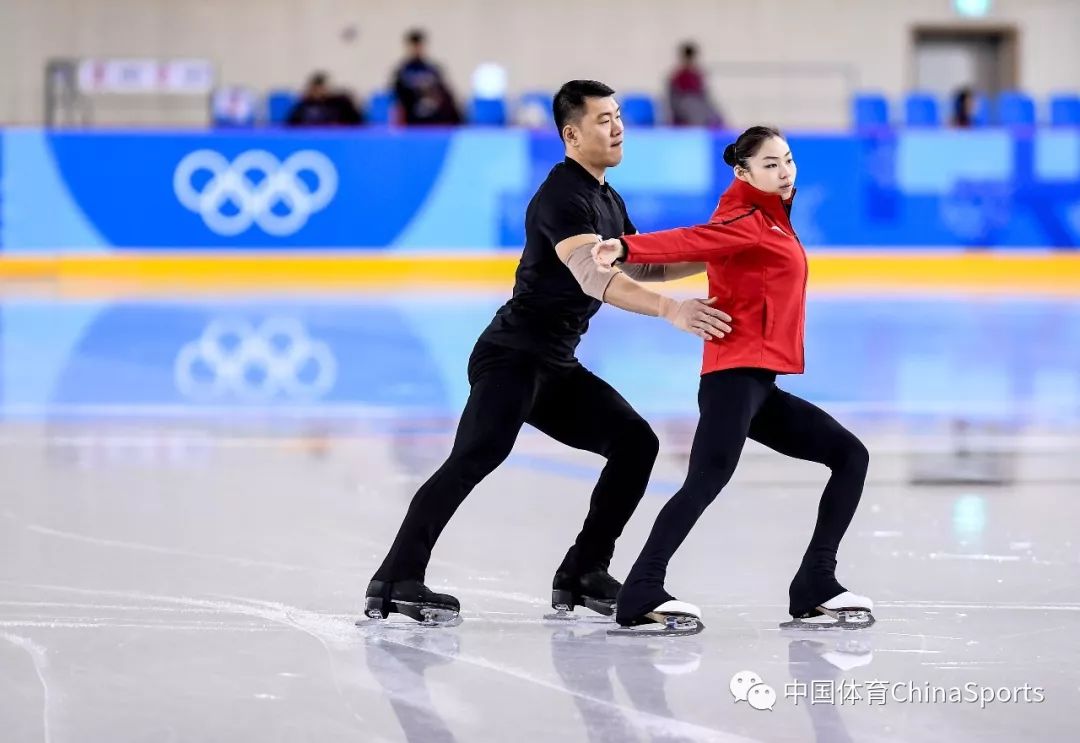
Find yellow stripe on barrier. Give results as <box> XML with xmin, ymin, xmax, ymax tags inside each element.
<box><xmin>805</xmin><ymin>252</ymin><xmax>1080</xmax><ymax>294</ymax></box>
<box><xmin>1</xmin><ymin>252</ymin><xmax>1078</xmax><ymax>295</ymax></box>
<box><xmin>0</xmin><ymin>253</ymin><xmax>518</xmax><ymax>288</ymax></box>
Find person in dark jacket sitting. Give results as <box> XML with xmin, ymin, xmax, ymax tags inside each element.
<box><xmin>286</xmin><ymin>72</ymin><xmax>363</xmax><ymax>127</ymax></box>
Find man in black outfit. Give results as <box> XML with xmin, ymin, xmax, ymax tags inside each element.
<box><xmin>391</xmin><ymin>29</ymin><xmax>462</xmax><ymax>126</ymax></box>
<box><xmin>365</xmin><ymin>80</ymin><xmax>733</xmax><ymax>624</ymax></box>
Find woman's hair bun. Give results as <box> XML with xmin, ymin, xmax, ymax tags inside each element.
<box><xmin>722</xmin><ymin>142</ymin><xmax>738</xmax><ymax>167</ymax></box>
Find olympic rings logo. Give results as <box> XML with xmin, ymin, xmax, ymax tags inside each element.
<box><xmin>174</xmin><ymin>317</ymin><xmax>337</xmax><ymax>402</ymax></box>
<box><xmin>173</xmin><ymin>149</ymin><xmax>338</xmax><ymax>236</ymax></box>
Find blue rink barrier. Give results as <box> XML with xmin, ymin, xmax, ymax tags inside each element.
<box><xmin>2</xmin><ymin>294</ymin><xmax>1078</xmax><ymax>423</ymax></box>
<box><xmin>1</xmin><ymin>127</ymin><xmax>1078</xmax><ymax>251</ymax></box>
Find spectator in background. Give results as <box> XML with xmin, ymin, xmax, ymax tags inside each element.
<box><xmin>951</xmin><ymin>87</ymin><xmax>976</xmax><ymax>127</ymax></box>
<box><xmin>667</xmin><ymin>42</ymin><xmax>724</xmax><ymax>127</ymax></box>
<box><xmin>286</xmin><ymin>72</ymin><xmax>363</xmax><ymax>127</ymax></box>
<box><xmin>392</xmin><ymin>29</ymin><xmax>462</xmax><ymax>126</ymax></box>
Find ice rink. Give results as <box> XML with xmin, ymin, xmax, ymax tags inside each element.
<box><xmin>2</xmin><ymin>291</ymin><xmax>1078</xmax><ymax>742</ymax></box>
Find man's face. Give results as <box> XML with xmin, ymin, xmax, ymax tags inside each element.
<box><xmin>566</xmin><ymin>96</ymin><xmax>624</xmax><ymax>168</ymax></box>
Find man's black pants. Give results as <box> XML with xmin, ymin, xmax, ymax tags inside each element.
<box><xmin>373</xmin><ymin>341</ymin><xmax>660</xmax><ymax>582</ymax></box>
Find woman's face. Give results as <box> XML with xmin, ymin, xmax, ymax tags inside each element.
<box><xmin>736</xmin><ymin>136</ymin><xmax>796</xmax><ymax>197</ymax></box>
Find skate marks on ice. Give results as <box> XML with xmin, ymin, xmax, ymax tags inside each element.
<box><xmin>0</xmin><ymin>582</ymin><xmax>757</xmax><ymax>742</ymax></box>
<box><xmin>354</xmin><ymin>603</ymin><xmax>756</xmax><ymax>741</ymax></box>
<box><xmin>361</xmin><ymin>623</ymin><xmax>744</xmax><ymax>743</ymax></box>
<box><xmin>16</xmin><ymin>520</ymin><xmax>481</xmax><ymax>579</ymax></box>
<box><xmin>4</xmin><ymin>586</ymin><xmax>1077</xmax><ymax>742</ymax></box>
<box><xmin>0</xmin><ymin>582</ymin><xmax>359</xmax><ymax>640</ymax></box>
<box><xmin>1</xmin><ymin>632</ymin><xmax>54</xmax><ymax>743</ymax></box>
<box><xmin>21</xmin><ymin>523</ymin><xmax>353</xmax><ymax>575</ymax></box>
<box><xmin>9</xmin><ymin>507</ymin><xmax>380</xmax><ymax>592</ymax></box>
<box><xmin>365</xmin><ymin>622</ymin><xmax>757</xmax><ymax>743</ymax></box>
<box><xmin>6</xmin><ymin>581</ymin><xmax>1074</xmax><ymax>638</ymax></box>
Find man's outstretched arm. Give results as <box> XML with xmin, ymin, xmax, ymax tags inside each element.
<box><xmin>555</xmin><ymin>234</ymin><xmax>731</xmax><ymax>341</ymax></box>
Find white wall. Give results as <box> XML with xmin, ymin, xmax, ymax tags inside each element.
<box><xmin>2</xmin><ymin>0</ymin><xmax>1079</xmax><ymax>127</ymax></box>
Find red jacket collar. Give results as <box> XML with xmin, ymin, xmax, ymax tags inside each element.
<box><xmin>721</xmin><ymin>177</ymin><xmax>795</xmax><ymax>223</ymax></box>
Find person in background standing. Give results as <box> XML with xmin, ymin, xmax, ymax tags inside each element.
<box><xmin>667</xmin><ymin>42</ymin><xmax>724</xmax><ymax>128</ymax></box>
<box><xmin>950</xmin><ymin>87</ymin><xmax>977</xmax><ymax>128</ymax></box>
<box><xmin>392</xmin><ymin>29</ymin><xmax>463</xmax><ymax>126</ymax></box>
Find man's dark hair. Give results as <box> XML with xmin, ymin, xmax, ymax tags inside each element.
<box><xmin>307</xmin><ymin>71</ymin><xmax>329</xmax><ymax>88</ymax></box>
<box><xmin>405</xmin><ymin>29</ymin><xmax>426</xmax><ymax>45</ymax></box>
<box><xmin>552</xmin><ymin>80</ymin><xmax>616</xmax><ymax>140</ymax></box>
<box><xmin>680</xmin><ymin>42</ymin><xmax>698</xmax><ymax>61</ymax></box>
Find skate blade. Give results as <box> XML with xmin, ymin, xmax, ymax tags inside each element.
<box><xmin>357</xmin><ymin>603</ymin><xmax>462</xmax><ymax>629</ymax></box>
<box><xmin>355</xmin><ymin>615</ymin><xmax>463</xmax><ymax>630</ymax></box>
<box><xmin>543</xmin><ymin>602</ymin><xmax>579</xmax><ymax>622</ymax></box>
<box><xmin>543</xmin><ymin>597</ymin><xmax>616</xmax><ymax>622</ymax></box>
<box><xmin>780</xmin><ymin>611</ymin><xmax>875</xmax><ymax>631</ymax></box>
<box><xmin>608</xmin><ymin>613</ymin><xmax>704</xmax><ymax>638</ymax></box>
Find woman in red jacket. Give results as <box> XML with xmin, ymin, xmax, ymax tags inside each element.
<box><xmin>592</xmin><ymin>126</ymin><xmax>873</xmax><ymax>635</ymax></box>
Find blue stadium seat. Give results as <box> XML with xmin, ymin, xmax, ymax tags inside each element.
<box><xmin>1050</xmin><ymin>94</ymin><xmax>1080</xmax><ymax>126</ymax></box>
<box><xmin>265</xmin><ymin>89</ymin><xmax>298</xmax><ymax>125</ymax></box>
<box><xmin>469</xmin><ymin>97</ymin><xmax>507</xmax><ymax>126</ymax></box>
<box><xmin>367</xmin><ymin>90</ymin><xmax>395</xmax><ymax>125</ymax></box>
<box><xmin>619</xmin><ymin>94</ymin><xmax>656</xmax><ymax>126</ymax></box>
<box><xmin>516</xmin><ymin>91</ymin><xmax>552</xmax><ymax>127</ymax></box>
<box><xmin>852</xmin><ymin>93</ymin><xmax>889</xmax><ymax>128</ymax></box>
<box><xmin>210</xmin><ymin>86</ymin><xmax>256</xmax><ymax>128</ymax></box>
<box><xmin>996</xmin><ymin>91</ymin><xmax>1035</xmax><ymax>126</ymax></box>
<box><xmin>904</xmin><ymin>92</ymin><xmax>940</xmax><ymax>127</ymax></box>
